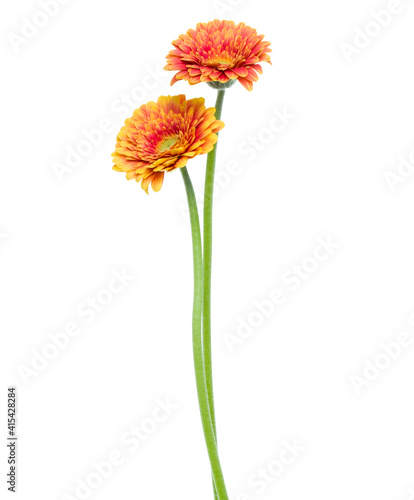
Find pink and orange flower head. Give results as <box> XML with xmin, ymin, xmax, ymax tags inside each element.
<box><xmin>164</xmin><ymin>20</ymin><xmax>272</xmax><ymax>92</ymax></box>
<box><xmin>112</xmin><ymin>95</ymin><xmax>225</xmax><ymax>193</ymax></box>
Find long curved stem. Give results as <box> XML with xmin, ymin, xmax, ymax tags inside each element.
<box><xmin>203</xmin><ymin>89</ymin><xmax>226</xmax><ymax>439</ymax></box>
<box><xmin>181</xmin><ymin>167</ymin><xmax>228</xmax><ymax>500</ymax></box>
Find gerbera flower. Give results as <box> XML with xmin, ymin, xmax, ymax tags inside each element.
<box><xmin>164</xmin><ymin>20</ymin><xmax>271</xmax><ymax>92</ymax></box>
<box><xmin>112</xmin><ymin>95</ymin><xmax>225</xmax><ymax>193</ymax></box>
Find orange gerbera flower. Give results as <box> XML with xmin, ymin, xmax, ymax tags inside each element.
<box><xmin>164</xmin><ymin>20</ymin><xmax>271</xmax><ymax>92</ymax></box>
<box><xmin>112</xmin><ymin>95</ymin><xmax>225</xmax><ymax>193</ymax></box>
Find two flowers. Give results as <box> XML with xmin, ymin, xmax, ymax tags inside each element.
<box><xmin>111</xmin><ymin>19</ymin><xmax>271</xmax><ymax>193</ymax></box>
<box><xmin>112</xmin><ymin>19</ymin><xmax>271</xmax><ymax>500</ymax></box>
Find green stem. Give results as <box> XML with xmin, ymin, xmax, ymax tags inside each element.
<box><xmin>203</xmin><ymin>89</ymin><xmax>226</xmax><ymax>439</ymax></box>
<box><xmin>180</xmin><ymin>167</ymin><xmax>228</xmax><ymax>500</ymax></box>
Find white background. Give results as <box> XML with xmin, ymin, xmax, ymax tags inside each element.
<box><xmin>1</xmin><ymin>1</ymin><xmax>414</xmax><ymax>499</ymax></box>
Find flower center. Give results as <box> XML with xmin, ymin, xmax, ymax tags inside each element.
<box><xmin>208</xmin><ymin>58</ymin><xmax>232</xmax><ymax>70</ymax></box>
<box><xmin>206</xmin><ymin>54</ymin><xmax>234</xmax><ymax>69</ymax></box>
<box><xmin>159</xmin><ymin>137</ymin><xmax>178</xmax><ymax>152</ymax></box>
